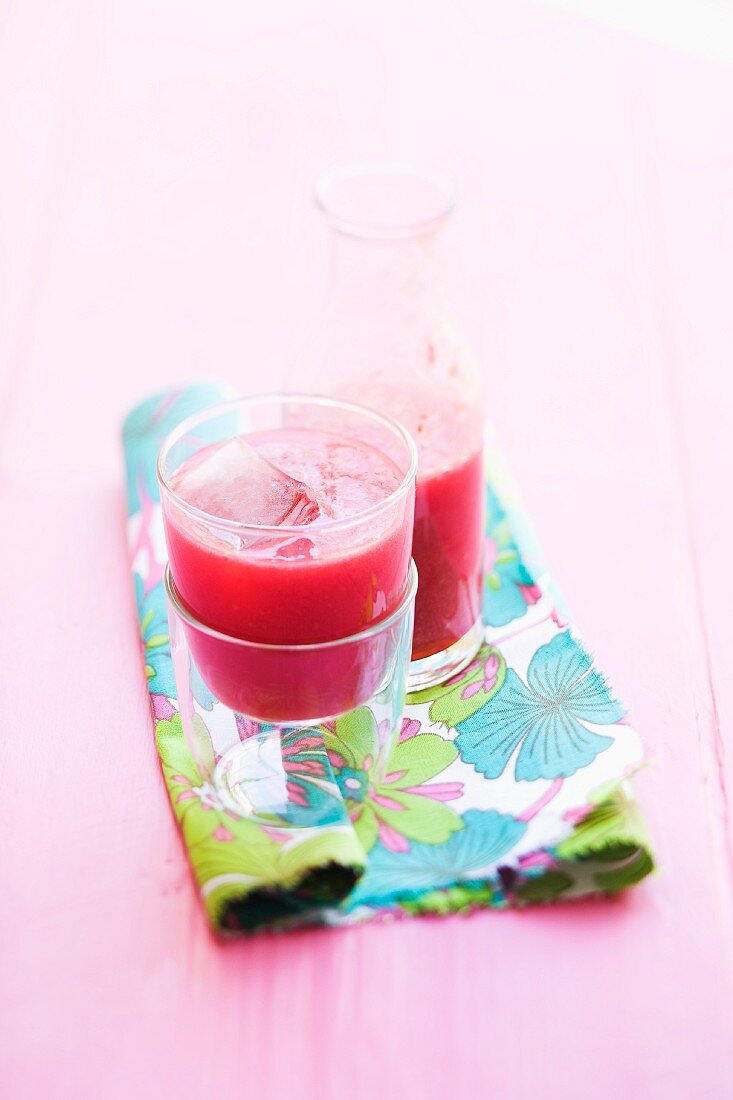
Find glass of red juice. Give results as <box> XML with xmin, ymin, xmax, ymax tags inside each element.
<box><xmin>300</xmin><ymin>163</ymin><xmax>485</xmax><ymax>688</ymax></box>
<box><xmin>157</xmin><ymin>394</ymin><xmax>417</xmax><ymax>722</ymax></box>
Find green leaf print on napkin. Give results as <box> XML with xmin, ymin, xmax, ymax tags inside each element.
<box><xmin>513</xmin><ymin>870</ymin><xmax>574</xmax><ymax>903</ymax></box>
<box><xmin>555</xmin><ymin>781</ymin><xmax>655</xmax><ymax>893</ymax></box>
<box><xmin>408</xmin><ymin>643</ymin><xmax>506</xmax><ymax>729</ymax></box>
<box><xmin>156</xmin><ymin>713</ymin><xmax>365</xmax><ymax>928</ymax></box>
<box><xmin>556</xmin><ymin>780</ymin><xmax>651</xmax><ymax>861</ymax></box>
<box><xmin>323</xmin><ymin>708</ymin><xmax>464</xmax><ymax>854</ymax></box>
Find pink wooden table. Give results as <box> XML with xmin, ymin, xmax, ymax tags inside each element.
<box><xmin>2</xmin><ymin>3</ymin><xmax>732</xmax><ymax>1096</ymax></box>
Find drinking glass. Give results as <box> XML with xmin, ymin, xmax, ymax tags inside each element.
<box><xmin>157</xmin><ymin>394</ymin><xmax>418</xmax><ymax>648</ymax></box>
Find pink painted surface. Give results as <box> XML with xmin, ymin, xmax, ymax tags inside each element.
<box><xmin>1</xmin><ymin>3</ymin><xmax>732</xmax><ymax>1097</ymax></box>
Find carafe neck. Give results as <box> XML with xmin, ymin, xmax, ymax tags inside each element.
<box><xmin>327</xmin><ymin>229</ymin><xmax>445</xmax><ymax>321</ymax></box>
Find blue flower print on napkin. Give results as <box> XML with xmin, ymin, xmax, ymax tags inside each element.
<box><xmin>483</xmin><ymin>484</ymin><xmax>542</xmax><ymax>628</ymax></box>
<box><xmin>347</xmin><ymin>809</ymin><xmax>527</xmax><ymax>906</ymax></box>
<box><xmin>136</xmin><ymin>575</ymin><xmax>177</xmax><ymax>699</ymax></box>
<box><xmin>456</xmin><ymin>631</ymin><xmax>622</xmax><ymax>782</ymax></box>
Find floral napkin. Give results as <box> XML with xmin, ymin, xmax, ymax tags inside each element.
<box><xmin>123</xmin><ymin>385</ymin><xmax>653</xmax><ymax>933</ymax></box>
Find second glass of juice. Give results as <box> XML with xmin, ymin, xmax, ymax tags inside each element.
<box><xmin>157</xmin><ymin>394</ymin><xmax>417</xmax><ymax>721</ymax></box>
<box><xmin>302</xmin><ymin>163</ymin><xmax>485</xmax><ymax>688</ymax></box>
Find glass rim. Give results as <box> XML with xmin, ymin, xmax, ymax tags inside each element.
<box><xmin>156</xmin><ymin>391</ymin><xmax>418</xmax><ymax>537</ymax></box>
<box><xmin>165</xmin><ymin>559</ymin><xmax>418</xmax><ymax>652</ymax></box>
<box><xmin>314</xmin><ymin>161</ymin><xmax>457</xmax><ymax>240</ymax></box>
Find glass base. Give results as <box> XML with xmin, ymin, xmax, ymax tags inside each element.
<box><xmin>214</xmin><ymin>730</ymin><xmax>349</xmax><ymax>829</ymax></box>
<box><xmin>407</xmin><ymin>617</ymin><xmax>484</xmax><ymax>693</ymax></box>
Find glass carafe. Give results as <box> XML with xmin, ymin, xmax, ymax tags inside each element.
<box><xmin>297</xmin><ymin>163</ymin><xmax>485</xmax><ymax>689</ymax></box>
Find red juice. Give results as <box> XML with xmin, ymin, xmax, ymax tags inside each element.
<box><xmin>343</xmin><ymin>380</ymin><xmax>484</xmax><ymax>660</ymax></box>
<box><xmin>411</xmin><ymin>445</ymin><xmax>484</xmax><ymax>659</ymax></box>
<box><xmin>161</xmin><ymin>426</ymin><xmax>415</xmax><ymax>720</ymax></box>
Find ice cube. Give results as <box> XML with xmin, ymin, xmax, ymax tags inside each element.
<box><xmin>174</xmin><ymin>437</ymin><xmax>321</xmax><ymax>526</ymax></box>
